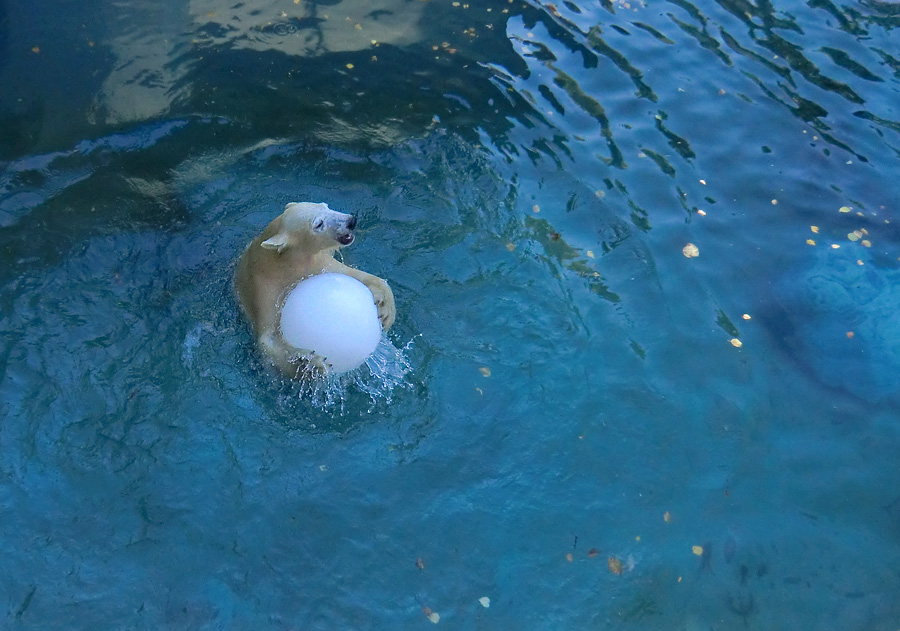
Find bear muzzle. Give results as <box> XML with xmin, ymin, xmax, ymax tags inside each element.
<box><xmin>336</xmin><ymin>215</ymin><xmax>357</xmax><ymax>246</ymax></box>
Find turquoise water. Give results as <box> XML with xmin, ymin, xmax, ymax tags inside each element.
<box><xmin>2</xmin><ymin>0</ymin><xmax>899</xmax><ymax>628</ymax></box>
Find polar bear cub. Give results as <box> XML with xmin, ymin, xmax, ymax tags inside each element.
<box><xmin>235</xmin><ymin>201</ymin><xmax>395</xmax><ymax>377</ymax></box>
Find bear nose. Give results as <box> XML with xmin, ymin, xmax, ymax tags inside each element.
<box><xmin>347</xmin><ymin>215</ymin><xmax>357</xmax><ymax>230</ymax></box>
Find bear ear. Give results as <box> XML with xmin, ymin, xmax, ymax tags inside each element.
<box><xmin>261</xmin><ymin>233</ymin><xmax>289</xmax><ymax>253</ymax></box>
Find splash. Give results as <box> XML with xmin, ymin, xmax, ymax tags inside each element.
<box><xmin>282</xmin><ymin>335</ymin><xmax>415</xmax><ymax>413</ymax></box>
<box><xmin>357</xmin><ymin>335</ymin><xmax>416</xmax><ymax>402</ymax></box>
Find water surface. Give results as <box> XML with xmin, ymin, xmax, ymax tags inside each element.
<box><xmin>1</xmin><ymin>0</ymin><xmax>899</xmax><ymax>628</ymax></box>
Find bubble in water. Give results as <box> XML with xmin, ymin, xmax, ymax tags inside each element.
<box><xmin>182</xmin><ymin>321</ymin><xmax>215</xmax><ymax>365</ymax></box>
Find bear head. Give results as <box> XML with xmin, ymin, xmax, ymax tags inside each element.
<box><xmin>260</xmin><ymin>202</ymin><xmax>357</xmax><ymax>254</ymax></box>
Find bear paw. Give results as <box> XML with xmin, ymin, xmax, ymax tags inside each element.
<box><xmin>368</xmin><ymin>278</ymin><xmax>396</xmax><ymax>331</ymax></box>
<box><xmin>259</xmin><ymin>332</ymin><xmax>331</xmax><ymax>378</ymax></box>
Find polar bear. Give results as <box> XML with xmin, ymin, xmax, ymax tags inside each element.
<box><xmin>235</xmin><ymin>202</ymin><xmax>395</xmax><ymax>377</ymax></box>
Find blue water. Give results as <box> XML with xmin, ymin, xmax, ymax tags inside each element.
<box><xmin>2</xmin><ymin>0</ymin><xmax>899</xmax><ymax>628</ymax></box>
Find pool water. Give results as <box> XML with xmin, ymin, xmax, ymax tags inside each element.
<box><xmin>1</xmin><ymin>0</ymin><xmax>899</xmax><ymax>628</ymax></box>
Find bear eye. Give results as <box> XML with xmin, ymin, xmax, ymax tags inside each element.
<box><xmin>312</xmin><ymin>217</ymin><xmax>326</xmax><ymax>232</ymax></box>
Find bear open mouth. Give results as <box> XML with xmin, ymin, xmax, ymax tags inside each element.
<box><xmin>337</xmin><ymin>233</ymin><xmax>354</xmax><ymax>246</ymax></box>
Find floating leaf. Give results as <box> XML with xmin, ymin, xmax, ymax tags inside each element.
<box><xmin>839</xmin><ymin>206</ymin><xmax>852</xmax><ymax>213</ymax></box>
<box><xmin>664</xmin><ymin>511</ymin><xmax>671</xmax><ymax>522</ymax></box>
<box><xmin>416</xmin><ymin>557</ymin><xmax>425</xmax><ymax>570</ymax></box>
<box><xmin>565</xmin><ymin>553</ymin><xmax>574</xmax><ymax>562</ymax></box>
<box><xmin>810</xmin><ymin>226</ymin><xmax>819</xmax><ymax>233</ymax></box>
<box><xmin>742</xmin><ymin>313</ymin><xmax>751</xmax><ymax>320</ymax></box>
<box><xmin>730</xmin><ymin>338</ymin><xmax>742</xmax><ymax>348</ymax></box>
<box><xmin>806</xmin><ymin>239</ymin><xmax>816</xmax><ymax>246</ymax></box>
<box><xmin>478</xmin><ymin>366</ymin><xmax>491</xmax><ymax>377</ymax></box>
<box><xmin>682</xmin><ymin>243</ymin><xmax>699</xmax><ymax>258</ymax></box>
<box><xmin>692</xmin><ymin>545</ymin><xmax>704</xmax><ymax>556</ymax></box>
<box><xmin>532</xmin><ymin>204</ymin><xmax>540</xmax><ymax>213</ymax></box>
<box><xmin>423</xmin><ymin>607</ymin><xmax>440</xmax><ymax>624</ymax></box>
<box><xmin>608</xmin><ymin>556</ymin><xmax>624</xmax><ymax>575</ymax></box>
<box><xmin>479</xmin><ymin>597</ymin><xmax>491</xmax><ymax>608</ymax></box>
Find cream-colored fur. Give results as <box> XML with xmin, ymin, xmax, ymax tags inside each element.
<box><xmin>235</xmin><ymin>202</ymin><xmax>395</xmax><ymax>377</ymax></box>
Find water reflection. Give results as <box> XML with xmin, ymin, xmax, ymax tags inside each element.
<box><xmin>191</xmin><ymin>0</ymin><xmax>423</xmax><ymax>55</ymax></box>
<box><xmin>488</xmin><ymin>0</ymin><xmax>898</xmax><ymax>170</ymax></box>
<box><xmin>3</xmin><ymin>0</ymin><xmax>896</xmax><ymax>163</ymax></box>
<box><xmin>96</xmin><ymin>0</ymin><xmax>426</xmax><ymax>125</ymax></box>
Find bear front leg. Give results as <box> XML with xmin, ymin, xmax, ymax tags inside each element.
<box><xmin>366</xmin><ymin>276</ymin><xmax>396</xmax><ymax>331</ymax></box>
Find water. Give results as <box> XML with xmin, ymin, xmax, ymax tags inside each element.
<box><xmin>1</xmin><ymin>0</ymin><xmax>899</xmax><ymax>628</ymax></box>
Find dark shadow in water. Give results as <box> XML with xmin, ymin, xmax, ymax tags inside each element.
<box><xmin>0</xmin><ymin>149</ymin><xmax>193</xmax><ymax>284</ymax></box>
<box><xmin>0</xmin><ymin>100</ymin><xmax>44</xmax><ymax>161</ymax></box>
<box><xmin>164</xmin><ymin>42</ymin><xmax>530</xmax><ymax>152</ymax></box>
<box><xmin>0</xmin><ymin>0</ymin><xmax>7</xmax><ymax>63</ymax></box>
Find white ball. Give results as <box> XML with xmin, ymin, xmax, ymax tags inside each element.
<box><xmin>280</xmin><ymin>273</ymin><xmax>382</xmax><ymax>374</ymax></box>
